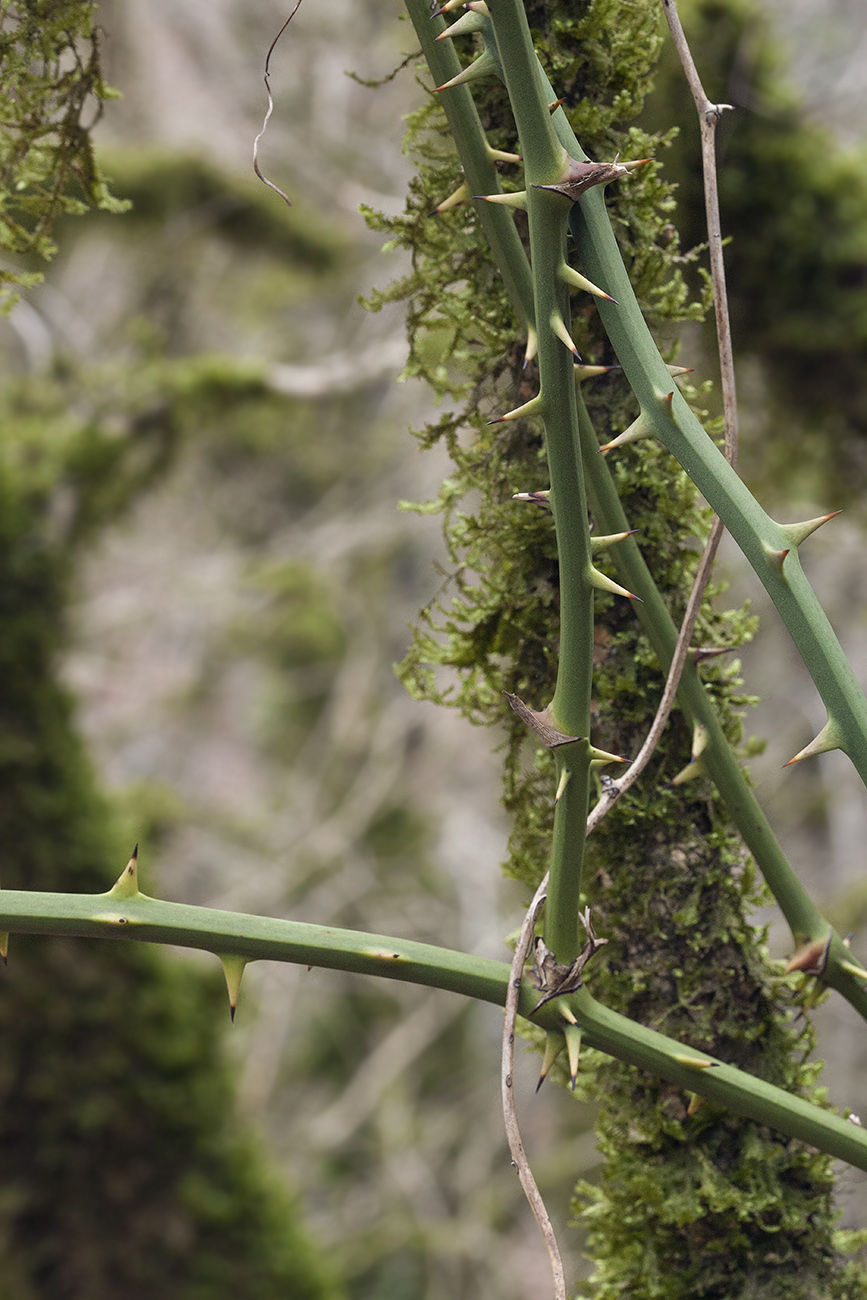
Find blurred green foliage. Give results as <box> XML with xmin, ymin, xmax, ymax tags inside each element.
<box><xmin>0</xmin><ymin>364</ymin><xmax>342</xmax><ymax>1299</ymax></box>
<box><xmin>640</xmin><ymin>0</ymin><xmax>867</xmax><ymax>500</ymax></box>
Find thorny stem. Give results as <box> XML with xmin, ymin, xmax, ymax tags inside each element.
<box><xmin>479</xmin><ymin>0</ymin><xmax>595</xmax><ymax>967</ymax></box>
<box><xmin>5</xmin><ymin>881</ymin><xmax>867</xmax><ymax>1169</ymax></box>
<box><xmin>587</xmin><ymin>0</ymin><xmax>739</xmax><ymax>831</ymax></box>
<box><xmin>412</xmin><ymin>0</ymin><xmax>867</xmax><ymax>1021</ymax></box>
<box><xmin>407</xmin><ymin>0</ymin><xmax>867</xmax><ymax>1286</ymax></box>
<box><xmin>413</xmin><ymin>0</ymin><xmax>535</xmax><ymax>334</ymax></box>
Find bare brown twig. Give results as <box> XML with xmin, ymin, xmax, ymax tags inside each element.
<box><xmin>501</xmin><ymin>875</ymin><xmax>566</xmax><ymax>1300</ymax></box>
<box><xmin>662</xmin><ymin>0</ymin><xmax>739</xmax><ymax>466</ymax></box>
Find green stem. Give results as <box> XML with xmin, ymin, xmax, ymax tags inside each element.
<box><xmin>576</xmin><ymin>389</ymin><xmax>867</xmax><ymax>1018</ymax></box>
<box><xmin>3</xmin><ymin>884</ymin><xmax>867</xmax><ymax>1170</ymax></box>
<box><xmin>413</xmin><ymin>0</ymin><xmax>867</xmax><ymax>1008</ymax></box>
<box><xmin>406</xmin><ymin>0</ymin><xmax>534</xmax><ymax>334</ymax></box>
<box><xmin>569</xmin><ymin>197</ymin><xmax>867</xmax><ymax>786</ymax></box>
<box><xmin>485</xmin><ymin>0</ymin><xmax>598</xmax><ymax>961</ymax></box>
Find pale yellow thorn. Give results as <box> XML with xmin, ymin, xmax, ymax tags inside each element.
<box><xmin>219</xmin><ymin>954</ymin><xmax>249</xmax><ymax>1023</ymax></box>
<box><xmin>106</xmin><ymin>845</ymin><xmax>140</xmax><ymax>899</ymax></box>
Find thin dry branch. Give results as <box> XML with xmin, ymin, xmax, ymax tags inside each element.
<box><xmin>501</xmin><ymin>875</ymin><xmax>565</xmax><ymax>1300</ymax></box>
<box><xmin>662</xmin><ymin>0</ymin><xmax>739</xmax><ymax>465</ymax></box>
<box><xmin>253</xmin><ymin>4</ymin><xmax>304</xmax><ymax>207</ymax></box>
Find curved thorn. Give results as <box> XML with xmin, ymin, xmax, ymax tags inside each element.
<box><xmin>778</xmin><ymin>511</ymin><xmax>843</xmax><ymax>548</ymax></box>
<box><xmin>488</xmin><ymin>393</ymin><xmax>543</xmax><ymax>425</ymax></box>
<box><xmin>784</xmin><ymin>718</ymin><xmax>845</xmax><ymax>767</ymax></box>
<box><xmin>107</xmin><ymin>845</ymin><xmax>140</xmax><ymax>900</ymax></box>
<box><xmin>550</xmin><ymin>311</ymin><xmax>581</xmax><ymax>359</ymax></box>
<box><xmin>559</xmin><ymin>262</ymin><xmax>617</xmax><ymax>303</ymax></box>
<box><xmin>428</xmin><ymin>181</ymin><xmax>469</xmax><ymax>215</ymax></box>
<box><xmin>474</xmin><ymin>190</ymin><xmax>528</xmax><ymax>210</ymax></box>
<box><xmin>589</xmin><ymin>565</ymin><xmax>642</xmax><ymax>601</ymax></box>
<box><xmin>536</xmin><ymin>1030</ymin><xmax>565</xmax><ymax>1092</ymax></box>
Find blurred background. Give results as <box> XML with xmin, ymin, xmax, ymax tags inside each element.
<box><xmin>1</xmin><ymin>0</ymin><xmax>866</xmax><ymax>1295</ymax></box>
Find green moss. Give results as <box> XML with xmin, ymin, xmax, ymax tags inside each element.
<box><xmin>0</xmin><ymin>1</ymin><xmax>128</xmax><ymax>306</ymax></box>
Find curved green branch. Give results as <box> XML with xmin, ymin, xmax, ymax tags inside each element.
<box><xmin>2</xmin><ymin>882</ymin><xmax>867</xmax><ymax>1171</ymax></box>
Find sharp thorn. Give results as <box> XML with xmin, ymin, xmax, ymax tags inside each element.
<box><xmin>784</xmin><ymin>718</ymin><xmax>844</xmax><ymax>767</ymax></box>
<box><xmin>550</xmin><ymin>311</ymin><xmax>582</xmax><ymax>359</ymax></box>
<box><xmin>537</xmin><ymin>1030</ymin><xmax>564</xmax><ymax>1091</ymax></box>
<box><xmin>512</xmin><ymin>489</ymin><xmax>550</xmax><ymax>505</ymax></box>
<box><xmin>688</xmin><ymin>645</ymin><xmax>735</xmax><ymax>664</ymax></box>
<box><xmin>589</xmin><ymin>565</ymin><xmax>642</xmax><ymax>601</ymax></box>
<box><xmin>778</xmin><ymin>511</ymin><xmax>843</xmax><ymax>548</ymax></box>
<box><xmin>588</xmin><ymin>746</ymin><xmax>629</xmax><ymax>764</ymax></box>
<box><xmin>559</xmin><ymin>262</ymin><xmax>617</xmax><ymax>303</ymax></box>
<box><xmin>597</xmin><ymin>409</ymin><xmax>654</xmax><ymax>454</ymax></box>
<box><xmin>473</xmin><ymin>190</ymin><xmax>528</xmax><ymax>209</ymax></box>
<box><xmin>672</xmin><ymin>1054</ymin><xmax>719</xmax><ymax>1070</ymax></box>
<box><xmin>574</xmin><ymin>363</ymin><xmax>619</xmax><ymax>380</ymax></box>
<box><xmin>435</xmin><ymin>47</ymin><xmax>497</xmax><ymax>91</ymax></box>
<box><xmin>219</xmin><ymin>954</ymin><xmax>249</xmax><ymax>1022</ymax></box>
<box><xmin>107</xmin><ymin>846</ymin><xmax>141</xmax><ymax>900</ymax></box>
<box><xmin>435</xmin><ymin>9</ymin><xmax>487</xmax><ymax>39</ymax></box>
<box><xmin>564</xmin><ymin>1023</ymin><xmax>582</xmax><ymax>1088</ymax></box>
<box><xmin>763</xmin><ymin>544</ymin><xmax>790</xmax><ymax>575</ymax></box>
<box><xmin>785</xmin><ymin>932</ymin><xmax>832</xmax><ymax>976</ymax></box>
<box><xmin>488</xmin><ymin>393</ymin><xmax>543</xmax><ymax>425</ymax></box>
<box><xmin>669</xmin><ymin>757</ymin><xmax>707</xmax><ymax>786</ymax></box>
<box><xmin>590</xmin><ymin>529</ymin><xmax>637</xmax><ymax>552</ymax></box>
<box><xmin>428</xmin><ymin>181</ymin><xmax>469</xmax><ymax>215</ymax></box>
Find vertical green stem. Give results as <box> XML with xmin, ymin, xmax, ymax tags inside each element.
<box><xmin>485</xmin><ymin>0</ymin><xmax>596</xmax><ymax>960</ymax></box>
<box><xmin>406</xmin><ymin>0</ymin><xmax>535</xmax><ymax>333</ymax></box>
